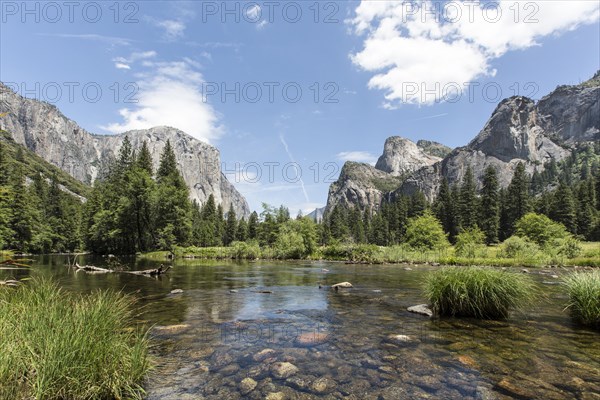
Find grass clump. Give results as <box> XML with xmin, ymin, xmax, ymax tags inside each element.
<box><xmin>0</xmin><ymin>278</ymin><xmax>151</xmax><ymax>399</ymax></box>
<box><xmin>563</xmin><ymin>270</ymin><xmax>600</xmax><ymax>329</ymax></box>
<box><xmin>424</xmin><ymin>267</ymin><xmax>538</xmax><ymax>319</ymax></box>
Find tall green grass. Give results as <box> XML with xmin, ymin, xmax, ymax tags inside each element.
<box><xmin>424</xmin><ymin>267</ymin><xmax>538</xmax><ymax>319</ymax></box>
<box><xmin>0</xmin><ymin>279</ymin><xmax>151</xmax><ymax>399</ymax></box>
<box><xmin>563</xmin><ymin>270</ymin><xmax>600</xmax><ymax>329</ymax></box>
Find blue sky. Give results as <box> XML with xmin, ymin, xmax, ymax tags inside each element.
<box><xmin>1</xmin><ymin>0</ymin><xmax>599</xmax><ymax>214</ymax></box>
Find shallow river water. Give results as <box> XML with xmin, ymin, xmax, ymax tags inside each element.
<box><xmin>3</xmin><ymin>256</ymin><xmax>599</xmax><ymax>399</ymax></box>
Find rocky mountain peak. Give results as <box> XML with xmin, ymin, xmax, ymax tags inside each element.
<box><xmin>375</xmin><ymin>136</ymin><xmax>442</xmax><ymax>176</ymax></box>
<box><xmin>0</xmin><ymin>82</ymin><xmax>250</xmax><ymax>218</ymax></box>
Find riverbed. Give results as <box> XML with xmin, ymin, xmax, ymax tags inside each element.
<box><xmin>2</xmin><ymin>256</ymin><xmax>599</xmax><ymax>399</ymax></box>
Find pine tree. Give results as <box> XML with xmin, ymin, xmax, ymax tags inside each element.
<box><xmin>550</xmin><ymin>182</ymin><xmax>577</xmax><ymax>233</ymax></box>
<box><xmin>136</xmin><ymin>140</ymin><xmax>153</xmax><ymax>175</ymax></box>
<box><xmin>248</xmin><ymin>211</ymin><xmax>259</xmax><ymax>240</ymax></box>
<box><xmin>479</xmin><ymin>165</ymin><xmax>500</xmax><ymax>244</ymax></box>
<box><xmin>117</xmin><ymin>136</ymin><xmax>134</xmax><ymax>175</ymax></box>
<box><xmin>157</xmin><ymin>140</ymin><xmax>178</xmax><ymax>182</ymax></box>
<box><xmin>236</xmin><ymin>217</ymin><xmax>248</xmax><ymax>242</ymax></box>
<box><xmin>459</xmin><ymin>166</ymin><xmax>478</xmax><ymax>229</ymax></box>
<box><xmin>0</xmin><ymin>141</ymin><xmax>9</xmax><ymax>186</ymax></box>
<box><xmin>576</xmin><ymin>180</ymin><xmax>595</xmax><ymax>239</ymax></box>
<box><xmin>224</xmin><ymin>204</ymin><xmax>237</xmax><ymax>245</ymax></box>
<box><xmin>9</xmin><ymin>165</ymin><xmax>35</xmax><ymax>251</ymax></box>
<box><xmin>505</xmin><ymin>162</ymin><xmax>530</xmax><ymax>235</ymax></box>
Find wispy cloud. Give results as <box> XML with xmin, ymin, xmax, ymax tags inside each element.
<box><xmin>112</xmin><ymin>51</ymin><xmax>157</xmax><ymax>70</ymax></box>
<box><xmin>154</xmin><ymin>19</ymin><xmax>186</xmax><ymax>40</ymax></box>
<box><xmin>409</xmin><ymin>113</ymin><xmax>449</xmax><ymax>122</ymax></box>
<box><xmin>38</xmin><ymin>33</ymin><xmax>132</xmax><ymax>46</ymax></box>
<box><xmin>337</xmin><ymin>151</ymin><xmax>377</xmax><ymax>165</ymax></box>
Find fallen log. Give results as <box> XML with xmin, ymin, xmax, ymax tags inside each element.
<box><xmin>124</xmin><ymin>264</ymin><xmax>171</xmax><ymax>276</ymax></box>
<box><xmin>74</xmin><ymin>263</ymin><xmax>112</xmax><ymax>273</ymax></box>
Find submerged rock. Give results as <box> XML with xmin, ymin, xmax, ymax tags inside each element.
<box><xmin>170</xmin><ymin>289</ymin><xmax>183</xmax><ymax>294</ymax></box>
<box><xmin>295</xmin><ymin>332</ymin><xmax>329</xmax><ymax>347</ymax></box>
<box><xmin>239</xmin><ymin>377</ymin><xmax>257</xmax><ymax>395</ymax></box>
<box><xmin>310</xmin><ymin>377</ymin><xmax>336</xmax><ymax>394</ymax></box>
<box><xmin>271</xmin><ymin>362</ymin><xmax>299</xmax><ymax>379</ymax></box>
<box><xmin>407</xmin><ymin>304</ymin><xmax>433</xmax><ymax>317</ymax></box>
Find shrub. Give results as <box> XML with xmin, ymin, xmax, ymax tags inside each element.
<box><xmin>0</xmin><ymin>279</ymin><xmax>151</xmax><ymax>399</ymax></box>
<box><xmin>554</xmin><ymin>237</ymin><xmax>583</xmax><ymax>259</ymax></box>
<box><xmin>274</xmin><ymin>229</ymin><xmax>306</xmax><ymax>259</ymax></box>
<box><xmin>498</xmin><ymin>236</ymin><xmax>540</xmax><ymax>259</ymax></box>
<box><xmin>563</xmin><ymin>270</ymin><xmax>600</xmax><ymax>329</ymax></box>
<box><xmin>405</xmin><ymin>211</ymin><xmax>449</xmax><ymax>251</ymax></box>
<box><xmin>454</xmin><ymin>227</ymin><xmax>487</xmax><ymax>259</ymax></box>
<box><xmin>231</xmin><ymin>241</ymin><xmax>261</xmax><ymax>259</ymax></box>
<box><xmin>424</xmin><ymin>267</ymin><xmax>538</xmax><ymax>319</ymax></box>
<box><xmin>514</xmin><ymin>213</ymin><xmax>569</xmax><ymax>247</ymax></box>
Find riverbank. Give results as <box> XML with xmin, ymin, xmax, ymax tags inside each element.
<box><xmin>140</xmin><ymin>242</ymin><xmax>600</xmax><ymax>268</ymax></box>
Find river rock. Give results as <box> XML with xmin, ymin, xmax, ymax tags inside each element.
<box><xmin>170</xmin><ymin>289</ymin><xmax>183</xmax><ymax>294</ymax></box>
<box><xmin>407</xmin><ymin>304</ymin><xmax>433</xmax><ymax>317</ymax></box>
<box><xmin>265</xmin><ymin>392</ymin><xmax>285</xmax><ymax>400</ymax></box>
<box><xmin>295</xmin><ymin>332</ymin><xmax>329</xmax><ymax>347</ymax></box>
<box><xmin>387</xmin><ymin>334</ymin><xmax>417</xmax><ymax>345</ymax></box>
<box><xmin>239</xmin><ymin>377</ymin><xmax>257</xmax><ymax>395</ymax></box>
<box><xmin>153</xmin><ymin>324</ymin><xmax>189</xmax><ymax>334</ymax></box>
<box><xmin>271</xmin><ymin>362</ymin><xmax>299</xmax><ymax>379</ymax></box>
<box><xmin>332</xmin><ymin>282</ymin><xmax>353</xmax><ymax>288</ymax></box>
<box><xmin>311</xmin><ymin>377</ymin><xmax>336</xmax><ymax>394</ymax></box>
<box><xmin>253</xmin><ymin>348</ymin><xmax>276</xmax><ymax>362</ymax></box>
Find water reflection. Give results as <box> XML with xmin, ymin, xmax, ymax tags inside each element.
<box><xmin>1</xmin><ymin>256</ymin><xmax>599</xmax><ymax>399</ymax></box>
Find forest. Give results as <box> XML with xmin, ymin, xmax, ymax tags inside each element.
<box><xmin>1</xmin><ymin>136</ymin><xmax>599</xmax><ymax>259</ymax></box>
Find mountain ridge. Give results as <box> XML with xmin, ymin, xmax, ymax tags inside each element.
<box><xmin>0</xmin><ymin>82</ymin><xmax>250</xmax><ymax>218</ymax></box>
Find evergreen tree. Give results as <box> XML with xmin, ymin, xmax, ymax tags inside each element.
<box><xmin>0</xmin><ymin>141</ymin><xmax>9</xmax><ymax>186</ymax></box>
<box><xmin>9</xmin><ymin>165</ymin><xmax>35</xmax><ymax>251</ymax></box>
<box><xmin>136</xmin><ymin>140</ymin><xmax>153</xmax><ymax>175</ymax></box>
<box><xmin>479</xmin><ymin>165</ymin><xmax>500</xmax><ymax>244</ymax></box>
<box><xmin>576</xmin><ymin>180</ymin><xmax>595</xmax><ymax>239</ymax></box>
<box><xmin>505</xmin><ymin>162</ymin><xmax>530</xmax><ymax>235</ymax></box>
<box><xmin>459</xmin><ymin>166</ymin><xmax>478</xmax><ymax>229</ymax></box>
<box><xmin>236</xmin><ymin>217</ymin><xmax>248</xmax><ymax>242</ymax></box>
<box><xmin>248</xmin><ymin>211</ymin><xmax>259</xmax><ymax>240</ymax></box>
<box><xmin>550</xmin><ymin>182</ymin><xmax>577</xmax><ymax>233</ymax></box>
<box><xmin>157</xmin><ymin>140</ymin><xmax>179</xmax><ymax>182</ymax></box>
<box><xmin>224</xmin><ymin>204</ymin><xmax>237</xmax><ymax>245</ymax></box>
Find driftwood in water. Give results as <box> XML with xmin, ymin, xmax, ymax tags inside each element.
<box><xmin>124</xmin><ymin>265</ymin><xmax>171</xmax><ymax>276</ymax></box>
<box><xmin>74</xmin><ymin>263</ymin><xmax>170</xmax><ymax>276</ymax></box>
<box><xmin>0</xmin><ymin>259</ymin><xmax>32</xmax><ymax>269</ymax></box>
<box><xmin>75</xmin><ymin>263</ymin><xmax>112</xmax><ymax>273</ymax></box>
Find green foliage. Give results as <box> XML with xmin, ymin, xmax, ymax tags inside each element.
<box><xmin>273</xmin><ymin>218</ymin><xmax>318</xmax><ymax>259</ymax></box>
<box><xmin>514</xmin><ymin>213</ymin><xmax>569</xmax><ymax>246</ymax></box>
<box><xmin>424</xmin><ymin>267</ymin><xmax>538</xmax><ymax>319</ymax></box>
<box><xmin>0</xmin><ymin>279</ymin><xmax>151</xmax><ymax>399</ymax></box>
<box><xmin>459</xmin><ymin>166</ymin><xmax>478</xmax><ymax>229</ymax></box>
<box><xmin>480</xmin><ymin>165</ymin><xmax>500</xmax><ymax>244</ymax></box>
<box><xmin>230</xmin><ymin>241</ymin><xmax>261</xmax><ymax>259</ymax></box>
<box><xmin>498</xmin><ymin>236</ymin><xmax>540</xmax><ymax>259</ymax></box>
<box><xmin>404</xmin><ymin>211</ymin><xmax>449</xmax><ymax>250</ymax></box>
<box><xmin>563</xmin><ymin>270</ymin><xmax>600</xmax><ymax>329</ymax></box>
<box><xmin>504</xmin><ymin>162</ymin><xmax>531</xmax><ymax>237</ymax></box>
<box><xmin>454</xmin><ymin>227</ymin><xmax>486</xmax><ymax>259</ymax></box>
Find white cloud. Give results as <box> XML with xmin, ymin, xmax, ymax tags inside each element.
<box><xmin>39</xmin><ymin>33</ymin><xmax>132</xmax><ymax>46</ymax></box>
<box><xmin>256</xmin><ymin>20</ymin><xmax>268</xmax><ymax>30</ymax></box>
<box><xmin>102</xmin><ymin>56</ymin><xmax>222</xmax><ymax>144</ymax></box>
<box><xmin>337</xmin><ymin>151</ymin><xmax>377</xmax><ymax>165</ymax></box>
<box><xmin>154</xmin><ymin>19</ymin><xmax>186</xmax><ymax>40</ymax></box>
<box><xmin>112</xmin><ymin>51</ymin><xmax>157</xmax><ymax>70</ymax></box>
<box><xmin>350</xmin><ymin>0</ymin><xmax>600</xmax><ymax>106</ymax></box>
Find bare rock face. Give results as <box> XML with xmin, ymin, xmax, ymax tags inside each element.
<box><xmin>325</xmin><ymin>161</ymin><xmax>403</xmax><ymax>213</ymax></box>
<box><xmin>0</xmin><ymin>83</ymin><xmax>250</xmax><ymax>218</ymax></box>
<box><xmin>328</xmin><ymin>72</ymin><xmax>599</xmax><ymax>211</ymax></box>
<box><xmin>375</xmin><ymin>136</ymin><xmax>443</xmax><ymax>176</ymax></box>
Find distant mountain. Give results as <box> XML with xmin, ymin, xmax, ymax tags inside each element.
<box><xmin>0</xmin><ymin>83</ymin><xmax>250</xmax><ymax>218</ymax></box>
<box><xmin>326</xmin><ymin>71</ymin><xmax>600</xmax><ymax>213</ymax></box>
<box><xmin>306</xmin><ymin>206</ymin><xmax>325</xmax><ymax>223</ymax></box>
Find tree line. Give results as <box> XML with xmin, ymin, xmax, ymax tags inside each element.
<box><xmin>1</xmin><ymin>138</ymin><xmax>599</xmax><ymax>254</ymax></box>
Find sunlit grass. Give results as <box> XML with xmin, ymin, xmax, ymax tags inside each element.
<box><xmin>0</xmin><ymin>278</ymin><xmax>151</xmax><ymax>399</ymax></box>
<box><xmin>424</xmin><ymin>266</ymin><xmax>538</xmax><ymax>319</ymax></box>
<box><xmin>563</xmin><ymin>270</ymin><xmax>600</xmax><ymax>329</ymax></box>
